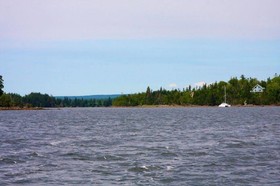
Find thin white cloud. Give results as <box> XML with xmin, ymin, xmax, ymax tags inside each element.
<box><xmin>195</xmin><ymin>81</ymin><xmax>206</xmax><ymax>87</ymax></box>
<box><xmin>0</xmin><ymin>0</ymin><xmax>280</xmax><ymax>40</ymax></box>
<box><xmin>168</xmin><ymin>83</ymin><xmax>178</xmax><ymax>89</ymax></box>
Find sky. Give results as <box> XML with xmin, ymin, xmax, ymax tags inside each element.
<box><xmin>0</xmin><ymin>0</ymin><xmax>280</xmax><ymax>96</ymax></box>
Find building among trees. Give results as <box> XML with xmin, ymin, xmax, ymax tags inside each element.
<box><xmin>251</xmin><ymin>84</ymin><xmax>265</xmax><ymax>93</ymax></box>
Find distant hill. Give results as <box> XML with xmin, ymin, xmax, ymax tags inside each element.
<box><xmin>55</xmin><ymin>94</ymin><xmax>121</xmax><ymax>100</ymax></box>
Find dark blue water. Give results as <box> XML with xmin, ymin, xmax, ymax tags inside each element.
<box><xmin>0</xmin><ymin>107</ymin><xmax>279</xmax><ymax>185</ymax></box>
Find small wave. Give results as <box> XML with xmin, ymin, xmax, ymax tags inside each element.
<box><xmin>128</xmin><ymin>166</ymin><xmax>149</xmax><ymax>173</ymax></box>
<box><xmin>160</xmin><ymin>177</ymin><xmax>177</xmax><ymax>184</ymax></box>
<box><xmin>166</xmin><ymin>166</ymin><xmax>174</xmax><ymax>171</ymax></box>
<box><xmin>225</xmin><ymin>140</ymin><xmax>256</xmax><ymax>149</ymax></box>
<box><xmin>128</xmin><ymin>165</ymin><xmax>163</xmax><ymax>173</ymax></box>
<box><xmin>28</xmin><ymin>151</ymin><xmax>44</xmax><ymax>157</ymax></box>
<box><xmin>0</xmin><ymin>157</ymin><xmax>20</xmax><ymax>165</ymax></box>
<box><xmin>96</xmin><ymin>156</ymin><xmax>108</xmax><ymax>161</ymax></box>
<box><xmin>49</xmin><ymin>138</ymin><xmax>75</xmax><ymax>146</ymax></box>
<box><xmin>161</xmin><ymin>151</ymin><xmax>178</xmax><ymax>157</ymax></box>
<box><xmin>0</xmin><ymin>153</ymin><xmax>29</xmax><ymax>165</ymax></box>
<box><xmin>96</xmin><ymin>155</ymin><xmax>125</xmax><ymax>161</ymax></box>
<box><xmin>187</xmin><ymin>151</ymin><xmax>208</xmax><ymax>157</ymax></box>
<box><xmin>50</xmin><ymin>140</ymin><xmax>65</xmax><ymax>146</ymax></box>
<box><xmin>61</xmin><ymin>152</ymin><xmax>92</xmax><ymax>161</ymax></box>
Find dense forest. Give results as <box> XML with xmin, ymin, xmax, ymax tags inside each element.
<box><xmin>0</xmin><ymin>75</ymin><xmax>280</xmax><ymax>108</ymax></box>
<box><xmin>112</xmin><ymin>75</ymin><xmax>280</xmax><ymax>106</ymax></box>
<box><xmin>0</xmin><ymin>92</ymin><xmax>113</xmax><ymax>108</ymax></box>
<box><xmin>0</xmin><ymin>76</ymin><xmax>113</xmax><ymax>108</ymax></box>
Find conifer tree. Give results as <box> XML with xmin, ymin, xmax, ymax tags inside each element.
<box><xmin>0</xmin><ymin>75</ymin><xmax>4</xmax><ymax>96</ymax></box>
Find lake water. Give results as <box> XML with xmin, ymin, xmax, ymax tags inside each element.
<box><xmin>0</xmin><ymin>107</ymin><xmax>279</xmax><ymax>185</ymax></box>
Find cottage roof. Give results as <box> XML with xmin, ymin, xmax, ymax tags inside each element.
<box><xmin>251</xmin><ymin>84</ymin><xmax>265</xmax><ymax>93</ymax></box>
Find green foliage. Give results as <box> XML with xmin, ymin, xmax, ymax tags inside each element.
<box><xmin>266</xmin><ymin>76</ymin><xmax>280</xmax><ymax>103</ymax></box>
<box><xmin>22</xmin><ymin>93</ymin><xmax>55</xmax><ymax>107</ymax></box>
<box><xmin>8</xmin><ymin>93</ymin><xmax>23</xmax><ymax>107</ymax></box>
<box><xmin>0</xmin><ymin>92</ymin><xmax>114</xmax><ymax>108</ymax></box>
<box><xmin>0</xmin><ymin>93</ymin><xmax>12</xmax><ymax>107</ymax></box>
<box><xmin>1</xmin><ymin>75</ymin><xmax>280</xmax><ymax>108</ymax></box>
<box><xmin>55</xmin><ymin>97</ymin><xmax>112</xmax><ymax>107</ymax></box>
<box><xmin>113</xmin><ymin>75</ymin><xmax>280</xmax><ymax>106</ymax></box>
<box><xmin>0</xmin><ymin>74</ymin><xmax>115</xmax><ymax>108</ymax></box>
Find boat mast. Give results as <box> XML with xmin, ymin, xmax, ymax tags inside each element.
<box><xmin>224</xmin><ymin>86</ymin><xmax>227</xmax><ymax>103</ymax></box>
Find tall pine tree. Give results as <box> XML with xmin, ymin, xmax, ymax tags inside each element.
<box><xmin>0</xmin><ymin>75</ymin><xmax>4</xmax><ymax>96</ymax></box>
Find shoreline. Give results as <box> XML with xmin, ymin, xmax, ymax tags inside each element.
<box><xmin>1</xmin><ymin>104</ymin><xmax>279</xmax><ymax>110</ymax></box>
<box><xmin>112</xmin><ymin>104</ymin><xmax>280</xmax><ymax>108</ymax></box>
<box><xmin>0</xmin><ymin>107</ymin><xmax>44</xmax><ymax>111</ymax></box>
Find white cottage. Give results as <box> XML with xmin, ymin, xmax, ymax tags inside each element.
<box><xmin>250</xmin><ymin>84</ymin><xmax>265</xmax><ymax>93</ymax></box>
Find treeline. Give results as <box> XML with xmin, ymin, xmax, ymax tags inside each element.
<box><xmin>113</xmin><ymin>75</ymin><xmax>280</xmax><ymax>106</ymax></box>
<box><xmin>0</xmin><ymin>75</ymin><xmax>114</xmax><ymax>108</ymax></box>
<box><xmin>0</xmin><ymin>92</ymin><xmax>113</xmax><ymax>108</ymax></box>
<box><xmin>1</xmin><ymin>75</ymin><xmax>280</xmax><ymax>108</ymax></box>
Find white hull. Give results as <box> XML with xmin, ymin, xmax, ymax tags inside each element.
<box><xmin>218</xmin><ymin>103</ymin><xmax>231</xmax><ymax>107</ymax></box>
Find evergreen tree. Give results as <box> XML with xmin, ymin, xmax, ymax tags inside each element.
<box><xmin>267</xmin><ymin>76</ymin><xmax>280</xmax><ymax>104</ymax></box>
<box><xmin>0</xmin><ymin>93</ymin><xmax>11</xmax><ymax>107</ymax></box>
<box><xmin>145</xmin><ymin>86</ymin><xmax>152</xmax><ymax>105</ymax></box>
<box><xmin>0</xmin><ymin>75</ymin><xmax>4</xmax><ymax>96</ymax></box>
<box><xmin>112</xmin><ymin>75</ymin><xmax>280</xmax><ymax>106</ymax></box>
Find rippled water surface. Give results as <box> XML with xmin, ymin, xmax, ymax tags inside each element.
<box><xmin>0</xmin><ymin>107</ymin><xmax>280</xmax><ymax>185</ymax></box>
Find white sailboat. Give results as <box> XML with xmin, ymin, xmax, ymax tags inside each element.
<box><xmin>219</xmin><ymin>86</ymin><xmax>231</xmax><ymax>107</ymax></box>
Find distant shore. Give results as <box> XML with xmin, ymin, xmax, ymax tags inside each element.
<box><xmin>113</xmin><ymin>104</ymin><xmax>280</xmax><ymax>108</ymax></box>
<box><xmin>0</xmin><ymin>107</ymin><xmax>44</xmax><ymax>111</ymax></box>
<box><xmin>109</xmin><ymin>105</ymin><xmax>280</xmax><ymax>109</ymax></box>
<box><xmin>1</xmin><ymin>104</ymin><xmax>279</xmax><ymax>111</ymax></box>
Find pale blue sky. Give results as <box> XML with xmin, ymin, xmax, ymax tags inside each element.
<box><xmin>0</xmin><ymin>0</ymin><xmax>279</xmax><ymax>96</ymax></box>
